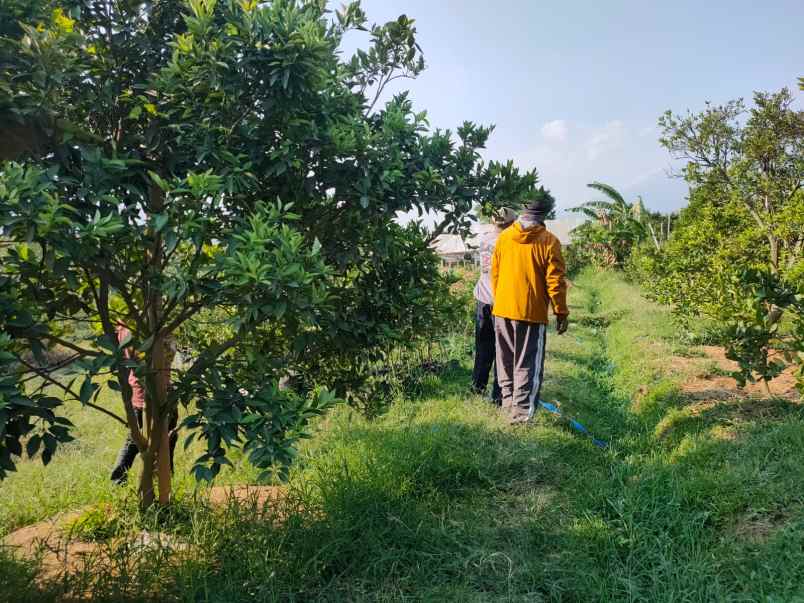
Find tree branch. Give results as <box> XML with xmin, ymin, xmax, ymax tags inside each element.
<box><xmin>366</xmin><ymin>71</ymin><xmax>412</xmax><ymax>115</ymax></box>
<box><xmin>17</xmin><ymin>353</ymin><xmax>83</xmax><ymax>383</ymax></box>
<box><xmin>787</xmin><ymin>234</ymin><xmax>804</xmax><ymax>270</ymax></box>
<box><xmin>425</xmin><ymin>213</ymin><xmax>453</xmax><ymax>245</ymax></box>
<box><xmin>83</xmin><ymin>264</ymin><xmax>142</xmax><ymax>330</ymax></box>
<box><xmin>17</xmin><ymin>332</ymin><xmax>101</xmax><ymax>358</ymax></box>
<box><xmin>14</xmin><ymin>355</ymin><xmax>128</xmax><ymax>427</ymax></box>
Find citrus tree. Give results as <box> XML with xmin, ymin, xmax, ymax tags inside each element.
<box><xmin>649</xmin><ymin>89</ymin><xmax>804</xmax><ymax>391</ymax></box>
<box><xmin>0</xmin><ymin>0</ymin><xmax>537</xmax><ymax>506</ymax></box>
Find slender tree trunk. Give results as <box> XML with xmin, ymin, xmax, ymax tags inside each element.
<box><xmin>769</xmin><ymin>235</ymin><xmax>780</xmax><ymax>274</ymax></box>
<box><xmin>139</xmin><ymin>449</ymin><xmax>156</xmax><ymax>509</ymax></box>
<box><xmin>157</xmin><ymin>416</ymin><xmax>171</xmax><ymax>505</ymax></box>
<box><xmin>152</xmin><ymin>337</ymin><xmax>172</xmax><ymax>506</ymax></box>
<box><xmin>140</xmin><ymin>180</ymin><xmax>173</xmax><ymax>508</ymax></box>
<box><xmin>138</xmin><ymin>396</ymin><xmax>169</xmax><ymax>509</ymax></box>
<box><xmin>647</xmin><ymin>222</ymin><xmax>661</xmax><ymax>252</ymax></box>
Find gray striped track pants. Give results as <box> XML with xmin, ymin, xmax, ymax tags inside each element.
<box><xmin>494</xmin><ymin>318</ymin><xmax>547</xmax><ymax>424</ymax></box>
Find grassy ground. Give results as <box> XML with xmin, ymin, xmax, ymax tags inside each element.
<box><xmin>0</xmin><ymin>385</ymin><xmax>264</xmax><ymax>537</ymax></box>
<box><xmin>2</xmin><ymin>269</ymin><xmax>803</xmax><ymax>602</ymax></box>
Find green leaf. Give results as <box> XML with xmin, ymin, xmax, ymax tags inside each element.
<box><xmin>153</xmin><ymin>213</ymin><xmax>169</xmax><ymax>233</ymax></box>
<box><xmin>148</xmin><ymin>171</ymin><xmax>170</xmax><ymax>192</ymax></box>
<box><xmin>79</xmin><ymin>377</ymin><xmax>94</xmax><ymax>404</ymax></box>
<box><xmin>137</xmin><ymin>335</ymin><xmax>155</xmax><ymax>353</ymax></box>
<box><xmin>26</xmin><ymin>434</ymin><xmax>41</xmax><ymax>458</ymax></box>
<box><xmin>97</xmin><ymin>334</ymin><xmax>117</xmax><ymax>352</ymax></box>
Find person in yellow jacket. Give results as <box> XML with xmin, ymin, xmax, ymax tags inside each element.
<box><xmin>491</xmin><ymin>190</ymin><xmax>569</xmax><ymax>424</ymax></box>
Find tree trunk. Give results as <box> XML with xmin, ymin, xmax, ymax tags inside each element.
<box><xmin>157</xmin><ymin>416</ymin><xmax>171</xmax><ymax>506</ymax></box>
<box><xmin>769</xmin><ymin>234</ymin><xmax>780</xmax><ymax>274</ymax></box>
<box><xmin>146</xmin><ymin>180</ymin><xmax>172</xmax><ymax>506</ymax></box>
<box><xmin>647</xmin><ymin>222</ymin><xmax>661</xmax><ymax>252</ymax></box>
<box><xmin>139</xmin><ymin>449</ymin><xmax>156</xmax><ymax>509</ymax></box>
<box><xmin>151</xmin><ymin>336</ymin><xmax>172</xmax><ymax>506</ymax></box>
<box><xmin>138</xmin><ymin>405</ymin><xmax>169</xmax><ymax>509</ymax></box>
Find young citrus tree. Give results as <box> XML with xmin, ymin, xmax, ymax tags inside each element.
<box><xmin>0</xmin><ymin>0</ymin><xmax>537</xmax><ymax>506</ymax></box>
<box><xmin>653</xmin><ymin>89</ymin><xmax>804</xmax><ymax>391</ymax></box>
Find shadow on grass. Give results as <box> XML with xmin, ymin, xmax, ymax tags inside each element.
<box><xmin>572</xmin><ymin>309</ymin><xmax>627</xmax><ymax>330</ymax></box>
<box><xmin>544</xmin><ymin>345</ymin><xmax>640</xmax><ymax>447</ymax></box>
<box><xmin>0</xmin><ymin>548</ymin><xmax>60</xmax><ymax>603</ymax></box>
<box><xmin>9</xmin><ymin>402</ymin><xmax>804</xmax><ymax>602</ymax></box>
<box><xmin>197</xmin><ymin>415</ymin><xmax>613</xmax><ymax>602</ymax></box>
<box><xmin>656</xmin><ymin>394</ymin><xmax>804</xmax><ymax>446</ymax></box>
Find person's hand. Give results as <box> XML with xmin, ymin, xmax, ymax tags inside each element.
<box><xmin>556</xmin><ymin>315</ymin><xmax>569</xmax><ymax>335</ymax></box>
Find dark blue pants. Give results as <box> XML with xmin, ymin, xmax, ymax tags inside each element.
<box><xmin>110</xmin><ymin>408</ymin><xmax>178</xmax><ymax>485</ymax></box>
<box><xmin>472</xmin><ymin>302</ymin><xmax>502</xmax><ymax>404</ymax></box>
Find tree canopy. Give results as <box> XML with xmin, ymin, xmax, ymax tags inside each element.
<box><xmin>640</xmin><ymin>89</ymin><xmax>804</xmax><ymax>390</ymax></box>
<box><xmin>0</xmin><ymin>0</ymin><xmax>538</xmax><ymax>505</ymax></box>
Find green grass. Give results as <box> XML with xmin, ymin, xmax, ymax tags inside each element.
<box><xmin>2</xmin><ymin>269</ymin><xmax>803</xmax><ymax>602</ymax></box>
<box><xmin>0</xmin><ymin>387</ymin><xmax>264</xmax><ymax>537</ymax></box>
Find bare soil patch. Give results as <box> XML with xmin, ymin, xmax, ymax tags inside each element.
<box><xmin>731</xmin><ymin>509</ymin><xmax>791</xmax><ymax>544</ymax></box>
<box><xmin>2</xmin><ymin>511</ymin><xmax>90</xmax><ymax>578</ymax></box>
<box><xmin>678</xmin><ymin>345</ymin><xmax>801</xmax><ymax>402</ymax></box>
<box><xmin>653</xmin><ymin>346</ymin><xmax>801</xmax><ymax>441</ymax></box>
<box><xmin>207</xmin><ymin>484</ymin><xmax>286</xmax><ymax>509</ymax></box>
<box><xmin>1</xmin><ymin>485</ymin><xmax>287</xmax><ymax>584</ymax></box>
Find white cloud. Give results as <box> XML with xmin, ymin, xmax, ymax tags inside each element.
<box><xmin>624</xmin><ymin>166</ymin><xmax>666</xmax><ymax>189</ymax></box>
<box><xmin>540</xmin><ymin>119</ymin><xmax>569</xmax><ymax>143</ymax></box>
<box><xmin>639</xmin><ymin>125</ymin><xmax>658</xmax><ymax>138</ymax></box>
<box><xmin>506</xmin><ymin>119</ymin><xmax>686</xmax><ymax>213</ymax></box>
<box><xmin>585</xmin><ymin>120</ymin><xmax>625</xmax><ymax>161</ymax></box>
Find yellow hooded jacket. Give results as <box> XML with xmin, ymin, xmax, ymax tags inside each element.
<box><xmin>491</xmin><ymin>222</ymin><xmax>569</xmax><ymax>324</ymax></box>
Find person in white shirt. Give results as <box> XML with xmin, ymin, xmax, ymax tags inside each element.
<box><xmin>472</xmin><ymin>207</ymin><xmax>517</xmax><ymax>404</ymax></box>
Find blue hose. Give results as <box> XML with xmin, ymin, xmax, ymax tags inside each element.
<box><xmin>538</xmin><ymin>400</ymin><xmax>607</xmax><ymax>449</ymax></box>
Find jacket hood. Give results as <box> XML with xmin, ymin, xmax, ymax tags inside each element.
<box><xmin>510</xmin><ymin>221</ymin><xmax>545</xmax><ymax>243</ymax></box>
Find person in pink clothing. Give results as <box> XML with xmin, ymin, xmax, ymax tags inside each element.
<box><xmin>110</xmin><ymin>324</ymin><xmax>178</xmax><ymax>485</ymax></box>
<box><xmin>118</xmin><ymin>324</ymin><xmax>145</xmax><ymax>408</ymax></box>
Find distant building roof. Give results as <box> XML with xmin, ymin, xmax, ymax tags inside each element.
<box><xmin>430</xmin><ymin>234</ymin><xmax>470</xmax><ymax>256</ymax></box>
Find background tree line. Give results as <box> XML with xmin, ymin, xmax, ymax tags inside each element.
<box><xmin>568</xmin><ymin>86</ymin><xmax>804</xmax><ymax>394</ymax></box>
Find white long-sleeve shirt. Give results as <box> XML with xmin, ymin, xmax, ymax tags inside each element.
<box><xmin>473</xmin><ymin>226</ymin><xmax>503</xmax><ymax>305</ymax></box>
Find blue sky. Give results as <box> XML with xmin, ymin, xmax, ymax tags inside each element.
<box><xmin>341</xmin><ymin>0</ymin><xmax>803</xmax><ymax>214</ymax></box>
